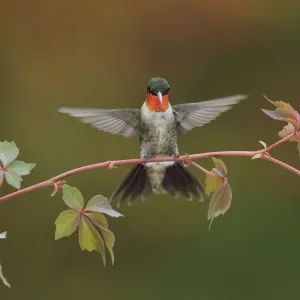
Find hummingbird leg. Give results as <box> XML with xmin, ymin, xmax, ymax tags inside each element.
<box><xmin>172</xmin><ymin>143</ymin><xmax>180</xmax><ymax>158</ymax></box>
<box><xmin>143</xmin><ymin>154</ymin><xmax>156</xmax><ymax>160</ymax></box>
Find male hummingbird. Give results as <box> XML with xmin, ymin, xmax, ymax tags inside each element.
<box><xmin>59</xmin><ymin>78</ymin><xmax>246</xmax><ymax>205</ymax></box>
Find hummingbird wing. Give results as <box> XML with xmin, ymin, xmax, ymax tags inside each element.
<box><xmin>58</xmin><ymin>107</ymin><xmax>141</xmax><ymax>138</ymax></box>
<box><xmin>173</xmin><ymin>95</ymin><xmax>247</xmax><ymax>134</ymax></box>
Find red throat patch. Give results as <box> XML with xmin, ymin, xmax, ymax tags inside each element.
<box><xmin>146</xmin><ymin>93</ymin><xmax>169</xmax><ymax>112</ymax></box>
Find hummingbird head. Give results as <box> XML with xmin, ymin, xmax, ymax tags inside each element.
<box><xmin>146</xmin><ymin>77</ymin><xmax>170</xmax><ymax>112</ymax></box>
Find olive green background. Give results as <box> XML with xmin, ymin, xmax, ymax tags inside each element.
<box><xmin>1</xmin><ymin>1</ymin><xmax>300</xmax><ymax>299</ymax></box>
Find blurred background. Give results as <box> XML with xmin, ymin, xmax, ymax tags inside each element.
<box><xmin>1</xmin><ymin>1</ymin><xmax>300</xmax><ymax>299</ymax></box>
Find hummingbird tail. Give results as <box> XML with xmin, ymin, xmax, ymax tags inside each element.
<box><xmin>162</xmin><ymin>162</ymin><xmax>205</xmax><ymax>201</ymax></box>
<box><xmin>110</xmin><ymin>164</ymin><xmax>152</xmax><ymax>206</ymax></box>
<box><xmin>110</xmin><ymin>162</ymin><xmax>205</xmax><ymax>205</ymax></box>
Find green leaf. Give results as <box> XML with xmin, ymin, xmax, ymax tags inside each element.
<box><xmin>62</xmin><ymin>185</ymin><xmax>84</xmax><ymax>210</ymax></box>
<box><xmin>0</xmin><ymin>264</ymin><xmax>10</xmax><ymax>288</ymax></box>
<box><xmin>87</xmin><ymin>213</ymin><xmax>115</xmax><ymax>265</ymax></box>
<box><xmin>5</xmin><ymin>171</ymin><xmax>22</xmax><ymax>189</ymax></box>
<box><xmin>79</xmin><ymin>216</ymin><xmax>106</xmax><ymax>265</ymax></box>
<box><xmin>0</xmin><ymin>232</ymin><xmax>7</xmax><ymax>239</ymax></box>
<box><xmin>86</xmin><ymin>213</ymin><xmax>108</xmax><ymax>229</ymax></box>
<box><xmin>55</xmin><ymin>210</ymin><xmax>80</xmax><ymax>240</ymax></box>
<box><xmin>208</xmin><ymin>183</ymin><xmax>232</xmax><ymax>230</ymax></box>
<box><xmin>85</xmin><ymin>195</ymin><xmax>123</xmax><ymax>218</ymax></box>
<box><xmin>100</xmin><ymin>227</ymin><xmax>115</xmax><ymax>265</ymax></box>
<box><xmin>7</xmin><ymin>160</ymin><xmax>36</xmax><ymax>176</ymax></box>
<box><xmin>0</xmin><ymin>141</ymin><xmax>19</xmax><ymax>168</ymax></box>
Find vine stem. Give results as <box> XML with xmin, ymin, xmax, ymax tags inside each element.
<box><xmin>0</xmin><ymin>133</ymin><xmax>298</xmax><ymax>203</ymax></box>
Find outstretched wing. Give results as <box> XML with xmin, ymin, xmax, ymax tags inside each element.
<box><xmin>173</xmin><ymin>95</ymin><xmax>247</xmax><ymax>134</ymax></box>
<box><xmin>59</xmin><ymin>107</ymin><xmax>141</xmax><ymax>138</ymax></box>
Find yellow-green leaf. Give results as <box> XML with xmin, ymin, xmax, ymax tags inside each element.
<box><xmin>0</xmin><ymin>263</ymin><xmax>10</xmax><ymax>288</ymax></box>
<box><xmin>88</xmin><ymin>213</ymin><xmax>115</xmax><ymax>265</ymax></box>
<box><xmin>212</xmin><ymin>157</ymin><xmax>227</xmax><ymax>176</ymax></box>
<box><xmin>101</xmin><ymin>227</ymin><xmax>115</xmax><ymax>265</ymax></box>
<box><xmin>266</xmin><ymin>99</ymin><xmax>294</xmax><ymax>110</ymax></box>
<box><xmin>86</xmin><ymin>213</ymin><xmax>108</xmax><ymax>229</ymax></box>
<box><xmin>205</xmin><ymin>173</ymin><xmax>224</xmax><ymax>195</ymax></box>
<box><xmin>79</xmin><ymin>216</ymin><xmax>106</xmax><ymax>265</ymax></box>
<box><xmin>54</xmin><ymin>209</ymin><xmax>80</xmax><ymax>240</ymax></box>
<box><xmin>208</xmin><ymin>183</ymin><xmax>232</xmax><ymax>230</ymax></box>
<box><xmin>62</xmin><ymin>185</ymin><xmax>84</xmax><ymax>210</ymax></box>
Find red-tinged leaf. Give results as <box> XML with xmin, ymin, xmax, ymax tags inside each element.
<box><xmin>54</xmin><ymin>209</ymin><xmax>80</xmax><ymax>240</ymax></box>
<box><xmin>266</xmin><ymin>99</ymin><xmax>294</xmax><ymax>110</ymax></box>
<box><xmin>85</xmin><ymin>195</ymin><xmax>123</xmax><ymax>218</ymax></box>
<box><xmin>208</xmin><ymin>183</ymin><xmax>232</xmax><ymax>230</ymax></box>
<box><xmin>62</xmin><ymin>185</ymin><xmax>84</xmax><ymax>210</ymax></box>
<box><xmin>295</xmin><ymin>111</ymin><xmax>300</xmax><ymax>129</ymax></box>
<box><xmin>262</xmin><ymin>98</ymin><xmax>300</xmax><ymax>129</ymax></box>
<box><xmin>278</xmin><ymin>123</ymin><xmax>295</xmax><ymax>138</ymax></box>
<box><xmin>79</xmin><ymin>216</ymin><xmax>106</xmax><ymax>265</ymax></box>
<box><xmin>0</xmin><ymin>170</ymin><xmax>4</xmax><ymax>188</ymax></box>
<box><xmin>262</xmin><ymin>109</ymin><xmax>290</xmax><ymax>121</ymax></box>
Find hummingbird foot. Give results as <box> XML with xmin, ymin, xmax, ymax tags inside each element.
<box><xmin>173</xmin><ymin>154</ymin><xmax>180</xmax><ymax>158</ymax></box>
<box><xmin>143</xmin><ymin>154</ymin><xmax>156</xmax><ymax>160</ymax></box>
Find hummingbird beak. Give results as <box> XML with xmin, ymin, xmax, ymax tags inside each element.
<box><xmin>157</xmin><ymin>91</ymin><xmax>163</xmax><ymax>105</ymax></box>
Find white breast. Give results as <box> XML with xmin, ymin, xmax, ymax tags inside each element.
<box><xmin>141</xmin><ymin>103</ymin><xmax>176</xmax><ymax>169</ymax></box>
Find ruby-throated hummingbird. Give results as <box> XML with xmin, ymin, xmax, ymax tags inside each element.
<box><xmin>59</xmin><ymin>78</ymin><xmax>246</xmax><ymax>205</ymax></box>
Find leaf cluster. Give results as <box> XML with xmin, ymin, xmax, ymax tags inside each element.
<box><xmin>262</xmin><ymin>99</ymin><xmax>300</xmax><ymax>155</ymax></box>
<box><xmin>0</xmin><ymin>141</ymin><xmax>35</xmax><ymax>189</ymax></box>
<box><xmin>205</xmin><ymin>158</ymin><xmax>232</xmax><ymax>230</ymax></box>
<box><xmin>55</xmin><ymin>185</ymin><xmax>123</xmax><ymax>265</ymax></box>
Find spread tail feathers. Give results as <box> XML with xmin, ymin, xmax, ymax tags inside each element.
<box><xmin>110</xmin><ymin>164</ymin><xmax>152</xmax><ymax>206</ymax></box>
<box><xmin>162</xmin><ymin>162</ymin><xmax>205</xmax><ymax>201</ymax></box>
<box><xmin>110</xmin><ymin>162</ymin><xmax>205</xmax><ymax>205</ymax></box>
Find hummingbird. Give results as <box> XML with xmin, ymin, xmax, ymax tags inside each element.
<box><xmin>59</xmin><ymin>78</ymin><xmax>246</xmax><ymax>205</ymax></box>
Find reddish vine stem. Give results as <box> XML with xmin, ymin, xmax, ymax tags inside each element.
<box><xmin>0</xmin><ymin>133</ymin><xmax>298</xmax><ymax>204</ymax></box>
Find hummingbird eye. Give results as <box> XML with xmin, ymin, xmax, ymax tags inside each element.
<box><xmin>162</xmin><ymin>87</ymin><xmax>170</xmax><ymax>96</ymax></box>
